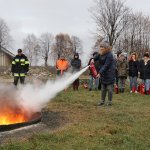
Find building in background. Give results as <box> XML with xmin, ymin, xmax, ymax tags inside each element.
<box><xmin>0</xmin><ymin>46</ymin><xmax>15</xmax><ymax>68</ymax></box>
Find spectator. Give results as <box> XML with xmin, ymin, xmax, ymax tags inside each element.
<box><xmin>71</xmin><ymin>53</ymin><xmax>81</xmax><ymax>91</ymax></box>
<box><xmin>128</xmin><ymin>52</ymin><xmax>139</xmax><ymax>93</ymax></box>
<box><xmin>116</xmin><ymin>53</ymin><xmax>128</xmax><ymax>93</ymax></box>
<box><xmin>139</xmin><ymin>53</ymin><xmax>150</xmax><ymax>95</ymax></box>
<box><xmin>55</xmin><ymin>55</ymin><xmax>69</xmax><ymax>76</ymax></box>
<box><xmin>88</xmin><ymin>52</ymin><xmax>100</xmax><ymax>91</ymax></box>
<box><xmin>115</xmin><ymin>51</ymin><xmax>122</xmax><ymax>86</ymax></box>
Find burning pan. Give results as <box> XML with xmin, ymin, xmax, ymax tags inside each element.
<box><xmin>0</xmin><ymin>112</ymin><xmax>42</xmax><ymax>132</ymax></box>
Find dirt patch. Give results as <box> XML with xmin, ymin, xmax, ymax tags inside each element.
<box><xmin>0</xmin><ymin>110</ymin><xmax>69</xmax><ymax>144</ymax></box>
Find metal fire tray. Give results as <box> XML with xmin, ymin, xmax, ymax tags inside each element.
<box><xmin>0</xmin><ymin>112</ymin><xmax>42</xmax><ymax>132</ymax></box>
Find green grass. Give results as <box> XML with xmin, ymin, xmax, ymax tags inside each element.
<box><xmin>1</xmin><ymin>87</ymin><xmax>150</xmax><ymax>150</ymax></box>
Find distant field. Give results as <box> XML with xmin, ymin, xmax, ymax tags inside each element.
<box><xmin>0</xmin><ymin>87</ymin><xmax>150</xmax><ymax>150</ymax></box>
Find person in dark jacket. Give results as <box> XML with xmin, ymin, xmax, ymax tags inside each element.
<box><xmin>139</xmin><ymin>53</ymin><xmax>150</xmax><ymax>95</ymax></box>
<box><xmin>128</xmin><ymin>52</ymin><xmax>139</xmax><ymax>93</ymax></box>
<box><xmin>91</xmin><ymin>40</ymin><xmax>116</xmax><ymax>106</ymax></box>
<box><xmin>88</xmin><ymin>52</ymin><xmax>100</xmax><ymax>91</ymax></box>
<box><xmin>71</xmin><ymin>53</ymin><xmax>81</xmax><ymax>91</ymax></box>
<box><xmin>116</xmin><ymin>53</ymin><xmax>128</xmax><ymax>93</ymax></box>
<box><xmin>11</xmin><ymin>49</ymin><xmax>29</xmax><ymax>86</ymax></box>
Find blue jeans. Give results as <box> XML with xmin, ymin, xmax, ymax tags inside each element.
<box><xmin>118</xmin><ymin>77</ymin><xmax>126</xmax><ymax>89</ymax></box>
<box><xmin>145</xmin><ymin>79</ymin><xmax>150</xmax><ymax>91</ymax></box>
<box><xmin>89</xmin><ymin>75</ymin><xmax>99</xmax><ymax>90</ymax></box>
<box><xmin>129</xmin><ymin>76</ymin><xmax>138</xmax><ymax>91</ymax></box>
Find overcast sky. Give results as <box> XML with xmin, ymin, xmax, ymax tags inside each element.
<box><xmin>0</xmin><ymin>0</ymin><xmax>150</xmax><ymax>60</ymax></box>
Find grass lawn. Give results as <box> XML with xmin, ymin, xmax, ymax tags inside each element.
<box><xmin>0</xmin><ymin>87</ymin><xmax>150</xmax><ymax>150</ymax></box>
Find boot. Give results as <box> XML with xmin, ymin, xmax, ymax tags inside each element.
<box><xmin>119</xmin><ymin>88</ymin><xmax>122</xmax><ymax>93</ymax></box>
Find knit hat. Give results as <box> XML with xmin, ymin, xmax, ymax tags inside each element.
<box><xmin>100</xmin><ymin>40</ymin><xmax>110</xmax><ymax>48</ymax></box>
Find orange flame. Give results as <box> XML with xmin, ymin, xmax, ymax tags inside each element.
<box><xmin>0</xmin><ymin>107</ymin><xmax>28</xmax><ymax>125</ymax></box>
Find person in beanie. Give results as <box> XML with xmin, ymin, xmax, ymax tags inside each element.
<box><xmin>88</xmin><ymin>52</ymin><xmax>100</xmax><ymax>91</ymax></box>
<box><xmin>91</xmin><ymin>40</ymin><xmax>116</xmax><ymax>106</ymax></box>
<box><xmin>11</xmin><ymin>49</ymin><xmax>29</xmax><ymax>86</ymax></box>
<box><xmin>139</xmin><ymin>53</ymin><xmax>150</xmax><ymax>95</ymax></box>
<box><xmin>71</xmin><ymin>53</ymin><xmax>81</xmax><ymax>91</ymax></box>
<box><xmin>128</xmin><ymin>52</ymin><xmax>139</xmax><ymax>93</ymax></box>
<box><xmin>116</xmin><ymin>53</ymin><xmax>128</xmax><ymax>93</ymax></box>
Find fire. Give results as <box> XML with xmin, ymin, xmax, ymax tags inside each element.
<box><xmin>0</xmin><ymin>107</ymin><xmax>28</xmax><ymax>125</ymax></box>
<box><xmin>0</xmin><ymin>114</ymin><xmax>27</xmax><ymax>125</ymax></box>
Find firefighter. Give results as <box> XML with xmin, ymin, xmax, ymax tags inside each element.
<box><xmin>11</xmin><ymin>49</ymin><xmax>29</xmax><ymax>86</ymax></box>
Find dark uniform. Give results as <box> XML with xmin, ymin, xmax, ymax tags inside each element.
<box><xmin>11</xmin><ymin>49</ymin><xmax>29</xmax><ymax>86</ymax></box>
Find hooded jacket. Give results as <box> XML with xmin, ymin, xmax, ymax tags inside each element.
<box><xmin>117</xmin><ymin>58</ymin><xmax>128</xmax><ymax>78</ymax></box>
<box><xmin>71</xmin><ymin>53</ymin><xmax>81</xmax><ymax>72</ymax></box>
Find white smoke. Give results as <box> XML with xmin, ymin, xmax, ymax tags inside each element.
<box><xmin>16</xmin><ymin>66</ymin><xmax>89</xmax><ymax>113</ymax></box>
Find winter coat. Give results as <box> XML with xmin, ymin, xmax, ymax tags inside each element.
<box><xmin>139</xmin><ymin>59</ymin><xmax>150</xmax><ymax>80</ymax></box>
<box><xmin>117</xmin><ymin>59</ymin><xmax>128</xmax><ymax>78</ymax></box>
<box><xmin>56</xmin><ymin>59</ymin><xmax>69</xmax><ymax>71</ymax></box>
<box><xmin>11</xmin><ymin>54</ymin><xmax>29</xmax><ymax>74</ymax></box>
<box><xmin>128</xmin><ymin>60</ymin><xmax>139</xmax><ymax>77</ymax></box>
<box><xmin>71</xmin><ymin>58</ymin><xmax>81</xmax><ymax>72</ymax></box>
<box><xmin>94</xmin><ymin>50</ymin><xmax>116</xmax><ymax>85</ymax></box>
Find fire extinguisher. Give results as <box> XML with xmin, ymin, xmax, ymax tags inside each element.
<box><xmin>141</xmin><ymin>84</ymin><xmax>145</xmax><ymax>95</ymax></box>
<box><xmin>138</xmin><ymin>84</ymin><xmax>140</xmax><ymax>93</ymax></box>
<box><xmin>115</xmin><ymin>84</ymin><xmax>119</xmax><ymax>94</ymax></box>
<box><xmin>132</xmin><ymin>86</ymin><xmax>136</xmax><ymax>93</ymax></box>
<box><xmin>89</xmin><ymin>63</ymin><xmax>98</xmax><ymax>79</ymax></box>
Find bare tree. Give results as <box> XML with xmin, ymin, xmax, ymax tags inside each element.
<box><xmin>90</xmin><ymin>0</ymin><xmax>130</xmax><ymax>46</ymax></box>
<box><xmin>52</xmin><ymin>33</ymin><xmax>74</xmax><ymax>61</ymax></box>
<box><xmin>71</xmin><ymin>36</ymin><xmax>83</xmax><ymax>54</ymax></box>
<box><xmin>23</xmin><ymin>34</ymin><xmax>39</xmax><ymax>66</ymax></box>
<box><xmin>39</xmin><ymin>33</ymin><xmax>54</xmax><ymax>67</ymax></box>
<box><xmin>115</xmin><ymin>12</ymin><xmax>150</xmax><ymax>58</ymax></box>
<box><xmin>0</xmin><ymin>18</ymin><xmax>12</xmax><ymax>49</ymax></box>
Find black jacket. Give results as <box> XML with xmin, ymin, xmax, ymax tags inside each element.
<box><xmin>139</xmin><ymin>59</ymin><xmax>150</xmax><ymax>80</ymax></box>
<box><xmin>11</xmin><ymin>54</ymin><xmax>29</xmax><ymax>74</ymax></box>
<box><xmin>71</xmin><ymin>58</ymin><xmax>81</xmax><ymax>72</ymax></box>
<box><xmin>128</xmin><ymin>60</ymin><xmax>139</xmax><ymax>77</ymax></box>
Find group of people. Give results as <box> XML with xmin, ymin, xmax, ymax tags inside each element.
<box><xmin>55</xmin><ymin>53</ymin><xmax>82</xmax><ymax>91</ymax></box>
<box><xmin>89</xmin><ymin>40</ymin><xmax>150</xmax><ymax>106</ymax></box>
<box><xmin>11</xmin><ymin>43</ymin><xmax>150</xmax><ymax>106</ymax></box>
<box><xmin>11</xmin><ymin>49</ymin><xmax>82</xmax><ymax>91</ymax></box>
<box><xmin>116</xmin><ymin>52</ymin><xmax>150</xmax><ymax>95</ymax></box>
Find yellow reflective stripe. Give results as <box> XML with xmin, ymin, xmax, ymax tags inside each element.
<box><xmin>14</xmin><ymin>73</ymin><xmax>19</xmax><ymax>77</ymax></box>
<box><xmin>20</xmin><ymin>59</ymin><xmax>25</xmax><ymax>62</ymax></box>
<box><xmin>12</xmin><ymin>61</ymin><xmax>16</xmax><ymax>64</ymax></box>
<box><xmin>25</xmin><ymin>61</ymin><xmax>29</xmax><ymax>64</ymax></box>
<box><xmin>21</xmin><ymin>63</ymin><xmax>25</xmax><ymax>66</ymax></box>
<box><xmin>20</xmin><ymin>73</ymin><xmax>25</xmax><ymax>77</ymax></box>
<box><xmin>15</xmin><ymin>59</ymin><xmax>19</xmax><ymax>62</ymax></box>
